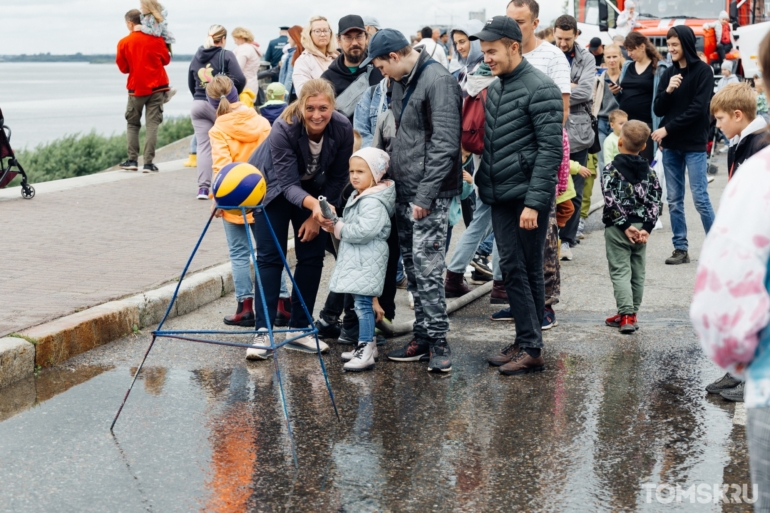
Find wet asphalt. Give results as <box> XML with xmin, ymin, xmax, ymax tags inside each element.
<box><xmin>0</xmin><ymin>169</ymin><xmax>754</xmax><ymax>512</ymax></box>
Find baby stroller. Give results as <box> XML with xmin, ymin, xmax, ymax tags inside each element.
<box><xmin>0</xmin><ymin>108</ymin><xmax>34</xmax><ymax>199</ymax></box>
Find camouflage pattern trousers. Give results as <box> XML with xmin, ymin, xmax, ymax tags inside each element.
<box><xmin>395</xmin><ymin>198</ymin><xmax>451</xmax><ymax>341</ymax></box>
<box><xmin>543</xmin><ymin>194</ymin><xmax>560</xmax><ymax>307</ymax></box>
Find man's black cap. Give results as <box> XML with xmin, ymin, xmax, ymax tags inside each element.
<box><xmin>360</xmin><ymin>29</ymin><xmax>410</xmax><ymax>67</ymax></box>
<box><xmin>589</xmin><ymin>37</ymin><xmax>603</xmax><ymax>50</ymax></box>
<box><xmin>279</xmin><ymin>26</ymin><xmax>290</xmax><ymax>30</ymax></box>
<box><xmin>338</xmin><ymin>15</ymin><xmax>366</xmax><ymax>35</ymax></box>
<box><xmin>469</xmin><ymin>16</ymin><xmax>522</xmax><ymax>42</ymax></box>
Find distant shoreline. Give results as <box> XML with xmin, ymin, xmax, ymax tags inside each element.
<box><xmin>0</xmin><ymin>53</ymin><xmax>194</xmax><ymax>64</ymax></box>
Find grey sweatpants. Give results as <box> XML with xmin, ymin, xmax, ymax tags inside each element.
<box><xmin>190</xmin><ymin>100</ymin><xmax>217</xmax><ymax>189</ymax></box>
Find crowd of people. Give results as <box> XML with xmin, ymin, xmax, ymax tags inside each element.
<box><xmin>116</xmin><ymin>4</ymin><xmax>770</xmax><ymax>506</ymax></box>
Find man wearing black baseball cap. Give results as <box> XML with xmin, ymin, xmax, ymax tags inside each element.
<box><xmin>588</xmin><ymin>37</ymin><xmax>605</xmax><ymax>66</ymax></box>
<box><xmin>321</xmin><ymin>15</ymin><xmax>383</xmax><ymax>114</ymax></box>
<box><xmin>316</xmin><ymin>14</ymin><xmax>386</xmax><ymax>344</ymax></box>
<box><xmin>365</xmin><ymin>28</ymin><xmax>462</xmax><ymax>373</ymax></box>
<box><xmin>471</xmin><ymin>16</ymin><xmax>563</xmax><ymax>377</ymax></box>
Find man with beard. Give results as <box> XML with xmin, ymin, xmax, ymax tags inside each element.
<box><xmin>316</xmin><ymin>15</ymin><xmax>389</xmax><ymax>345</ymax></box>
<box><xmin>321</xmin><ymin>15</ymin><xmax>384</xmax><ymax>121</ymax></box>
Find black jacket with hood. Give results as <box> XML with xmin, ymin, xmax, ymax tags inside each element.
<box><xmin>653</xmin><ymin>26</ymin><xmax>714</xmax><ymax>152</ymax></box>
<box><xmin>321</xmin><ymin>53</ymin><xmax>384</xmax><ymax>97</ymax></box>
<box><xmin>188</xmin><ymin>46</ymin><xmax>246</xmax><ymax>101</ymax></box>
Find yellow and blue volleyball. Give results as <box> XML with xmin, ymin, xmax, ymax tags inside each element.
<box><xmin>212</xmin><ymin>162</ymin><xmax>267</xmax><ymax>212</ymax></box>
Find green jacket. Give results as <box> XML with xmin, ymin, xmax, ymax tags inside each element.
<box><xmin>476</xmin><ymin>59</ymin><xmax>563</xmax><ymax>211</ymax></box>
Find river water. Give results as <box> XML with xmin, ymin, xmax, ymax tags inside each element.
<box><xmin>0</xmin><ymin>62</ymin><xmax>194</xmax><ymax>150</ymax></box>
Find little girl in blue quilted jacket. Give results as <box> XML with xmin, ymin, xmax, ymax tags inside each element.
<box><xmin>327</xmin><ymin>147</ymin><xmax>396</xmax><ymax>372</ymax></box>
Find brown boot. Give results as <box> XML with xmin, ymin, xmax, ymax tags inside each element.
<box><xmin>487</xmin><ymin>343</ymin><xmax>520</xmax><ymax>366</ymax></box>
<box><xmin>444</xmin><ymin>270</ymin><xmax>472</xmax><ymax>298</ymax></box>
<box><xmin>490</xmin><ymin>280</ymin><xmax>508</xmax><ymax>304</ymax></box>
<box><xmin>499</xmin><ymin>349</ymin><xmax>545</xmax><ymax>376</ymax></box>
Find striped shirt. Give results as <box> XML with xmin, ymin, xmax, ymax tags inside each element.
<box><xmin>524</xmin><ymin>41</ymin><xmax>572</xmax><ymax>95</ymax></box>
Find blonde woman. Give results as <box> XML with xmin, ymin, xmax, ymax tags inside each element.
<box><xmin>231</xmin><ymin>27</ymin><xmax>261</xmax><ymax>94</ymax></box>
<box><xmin>248</xmin><ymin>79</ymin><xmax>354</xmax><ymax>353</ymax></box>
<box><xmin>595</xmin><ymin>43</ymin><xmax>625</xmax><ymax>171</ymax></box>
<box><xmin>136</xmin><ymin>0</ymin><xmax>175</xmax><ymax>46</ymax></box>
<box><xmin>188</xmin><ymin>25</ymin><xmax>246</xmax><ymax>199</ymax></box>
<box><xmin>292</xmin><ymin>16</ymin><xmax>338</xmax><ymax>96</ymax></box>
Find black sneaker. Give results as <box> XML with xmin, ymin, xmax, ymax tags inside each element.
<box><xmin>719</xmin><ymin>381</ymin><xmax>745</xmax><ymax>402</ymax></box>
<box><xmin>706</xmin><ymin>373</ymin><xmax>742</xmax><ymax>394</ymax></box>
<box><xmin>427</xmin><ymin>341</ymin><xmax>452</xmax><ymax>373</ymax></box>
<box><xmin>143</xmin><ymin>163</ymin><xmax>159</xmax><ymax>173</ymax></box>
<box><xmin>665</xmin><ymin>249</ymin><xmax>690</xmax><ymax>265</ymax></box>
<box><xmin>119</xmin><ymin>159</ymin><xmax>138</xmax><ymax>170</ymax></box>
<box><xmin>314</xmin><ymin>316</ymin><xmax>341</xmax><ymax>339</ymax></box>
<box><xmin>387</xmin><ymin>338</ymin><xmax>430</xmax><ymax>362</ymax></box>
<box><xmin>470</xmin><ymin>269</ymin><xmax>492</xmax><ymax>284</ymax></box>
<box><xmin>471</xmin><ymin>254</ymin><xmax>493</xmax><ymax>276</ymax></box>
<box><xmin>337</xmin><ymin>324</ymin><xmax>358</xmax><ymax>345</ymax></box>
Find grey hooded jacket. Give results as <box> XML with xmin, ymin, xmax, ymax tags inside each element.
<box><xmin>329</xmin><ymin>181</ymin><xmax>397</xmax><ymax>297</ymax></box>
<box><xmin>390</xmin><ymin>49</ymin><xmax>463</xmax><ymax>209</ymax></box>
<box><xmin>566</xmin><ymin>43</ymin><xmax>596</xmax><ymax>153</ymax></box>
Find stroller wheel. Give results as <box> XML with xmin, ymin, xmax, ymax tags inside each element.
<box><xmin>21</xmin><ymin>185</ymin><xmax>35</xmax><ymax>199</ymax></box>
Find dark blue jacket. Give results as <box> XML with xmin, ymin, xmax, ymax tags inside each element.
<box><xmin>188</xmin><ymin>46</ymin><xmax>245</xmax><ymax>101</ymax></box>
<box><xmin>249</xmin><ymin>110</ymin><xmax>353</xmax><ymax>208</ymax></box>
<box><xmin>265</xmin><ymin>35</ymin><xmax>288</xmax><ymax>68</ymax></box>
<box><xmin>260</xmin><ymin>103</ymin><xmax>288</xmax><ymax>126</ymax></box>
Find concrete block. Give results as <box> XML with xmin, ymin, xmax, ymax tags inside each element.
<box><xmin>0</xmin><ymin>337</ymin><xmax>36</xmax><ymax>388</ymax></box>
<box><xmin>139</xmin><ymin>284</ymin><xmax>180</xmax><ymax>328</ymax></box>
<box><xmin>174</xmin><ymin>272</ymin><xmax>223</xmax><ymax>317</ymax></box>
<box><xmin>24</xmin><ymin>301</ymin><xmax>139</xmax><ymax>368</ymax></box>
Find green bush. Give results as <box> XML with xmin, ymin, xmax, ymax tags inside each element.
<box><xmin>6</xmin><ymin>117</ymin><xmax>193</xmax><ymax>186</ymax></box>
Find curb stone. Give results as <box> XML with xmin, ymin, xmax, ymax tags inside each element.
<box><xmin>0</xmin><ymin>337</ymin><xmax>36</xmax><ymax>389</ymax></box>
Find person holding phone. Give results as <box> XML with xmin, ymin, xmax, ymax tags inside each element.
<box><xmin>594</xmin><ymin>43</ymin><xmax>624</xmax><ymax>172</ymax></box>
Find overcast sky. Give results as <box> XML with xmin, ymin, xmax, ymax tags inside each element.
<box><xmin>4</xmin><ymin>0</ymin><xmax>566</xmax><ymax>55</ymax></box>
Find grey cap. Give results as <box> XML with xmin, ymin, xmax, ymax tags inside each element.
<box><xmin>363</xmin><ymin>16</ymin><xmax>380</xmax><ymax>29</ymax></box>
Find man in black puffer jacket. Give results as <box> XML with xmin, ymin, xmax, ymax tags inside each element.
<box><xmin>471</xmin><ymin>17</ymin><xmax>563</xmax><ymax>376</ymax></box>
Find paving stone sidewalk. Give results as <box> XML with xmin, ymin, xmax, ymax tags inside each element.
<box><xmin>0</xmin><ymin>164</ymin><xmax>229</xmax><ymax>337</ymax></box>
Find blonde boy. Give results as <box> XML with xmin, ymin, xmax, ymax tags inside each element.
<box><xmin>602</xmin><ymin>109</ymin><xmax>628</xmax><ymax>167</ymax></box>
<box><xmin>711</xmin><ymin>82</ymin><xmax>769</xmax><ymax>179</ymax></box>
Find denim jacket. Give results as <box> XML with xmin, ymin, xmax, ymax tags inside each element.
<box><xmin>279</xmin><ymin>48</ymin><xmax>296</xmax><ymax>98</ymax></box>
<box><xmin>353</xmin><ymin>78</ymin><xmax>389</xmax><ymax>148</ymax></box>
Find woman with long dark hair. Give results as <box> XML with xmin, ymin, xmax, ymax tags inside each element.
<box><xmin>248</xmin><ymin>78</ymin><xmax>353</xmax><ymax>353</ymax></box>
<box><xmin>609</xmin><ymin>32</ymin><xmax>668</xmax><ymax>163</ymax></box>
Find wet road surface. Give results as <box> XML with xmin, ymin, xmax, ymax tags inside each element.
<box><xmin>0</xmin><ymin>172</ymin><xmax>755</xmax><ymax>512</ymax></box>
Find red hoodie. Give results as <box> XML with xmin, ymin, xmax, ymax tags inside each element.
<box><xmin>116</xmin><ymin>31</ymin><xmax>170</xmax><ymax>97</ymax></box>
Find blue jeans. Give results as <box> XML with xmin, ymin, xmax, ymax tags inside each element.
<box><xmin>222</xmin><ymin>220</ymin><xmax>289</xmax><ymax>301</ymax></box>
<box><xmin>190</xmin><ymin>134</ymin><xmax>197</xmax><ymax>154</ymax></box>
<box><xmin>353</xmin><ymin>295</ymin><xmax>375</xmax><ymax>344</ymax></box>
<box><xmin>447</xmin><ymin>194</ymin><xmax>494</xmax><ymax>274</ymax></box>
<box><xmin>661</xmin><ymin>149</ymin><xmax>715</xmax><ymax>251</ymax></box>
<box><xmin>478</xmin><ymin>232</ymin><xmax>495</xmax><ymax>257</ymax></box>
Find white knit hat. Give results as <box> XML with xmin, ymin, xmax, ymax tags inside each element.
<box><xmin>351</xmin><ymin>147</ymin><xmax>390</xmax><ymax>183</ymax></box>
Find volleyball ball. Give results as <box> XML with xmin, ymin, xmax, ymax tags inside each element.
<box><xmin>212</xmin><ymin>162</ymin><xmax>267</xmax><ymax>214</ymax></box>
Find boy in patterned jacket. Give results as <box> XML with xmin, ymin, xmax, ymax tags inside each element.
<box><xmin>601</xmin><ymin>120</ymin><xmax>663</xmax><ymax>333</ymax></box>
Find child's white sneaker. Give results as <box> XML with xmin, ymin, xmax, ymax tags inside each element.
<box><xmin>343</xmin><ymin>342</ymin><xmax>376</xmax><ymax>372</ymax></box>
<box><xmin>164</xmin><ymin>87</ymin><xmax>177</xmax><ymax>104</ymax></box>
<box><xmin>246</xmin><ymin>329</ymin><xmax>272</xmax><ymax>360</ymax></box>
<box><xmin>341</xmin><ymin>343</ymin><xmax>379</xmax><ymax>362</ymax></box>
<box><xmin>285</xmin><ymin>332</ymin><xmax>329</xmax><ymax>353</ymax></box>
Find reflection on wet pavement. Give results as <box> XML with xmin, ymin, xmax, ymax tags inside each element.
<box><xmin>0</xmin><ymin>310</ymin><xmax>754</xmax><ymax>512</ymax></box>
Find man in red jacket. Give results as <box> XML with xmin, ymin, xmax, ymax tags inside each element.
<box><xmin>116</xmin><ymin>9</ymin><xmax>170</xmax><ymax>172</ymax></box>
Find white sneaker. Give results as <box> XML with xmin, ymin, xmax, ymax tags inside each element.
<box><xmin>560</xmin><ymin>242</ymin><xmax>573</xmax><ymax>261</ymax></box>
<box><xmin>707</xmin><ymin>174</ymin><xmax>716</xmax><ymax>184</ymax></box>
<box><xmin>343</xmin><ymin>342</ymin><xmax>376</xmax><ymax>372</ymax></box>
<box><xmin>654</xmin><ymin>219</ymin><xmax>664</xmax><ymax>231</ymax></box>
<box><xmin>246</xmin><ymin>329</ymin><xmax>272</xmax><ymax>360</ymax></box>
<box><xmin>285</xmin><ymin>333</ymin><xmax>329</xmax><ymax>353</ymax></box>
<box><xmin>408</xmin><ymin>291</ymin><xmax>414</xmax><ymax>310</ymax></box>
<box><xmin>342</xmin><ymin>342</ymin><xmax>379</xmax><ymax>362</ymax></box>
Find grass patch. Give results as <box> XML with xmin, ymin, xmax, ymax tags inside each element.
<box><xmin>7</xmin><ymin>116</ymin><xmax>193</xmax><ymax>186</ymax></box>
<box><xmin>8</xmin><ymin>333</ymin><xmax>38</xmax><ymax>345</ymax></box>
